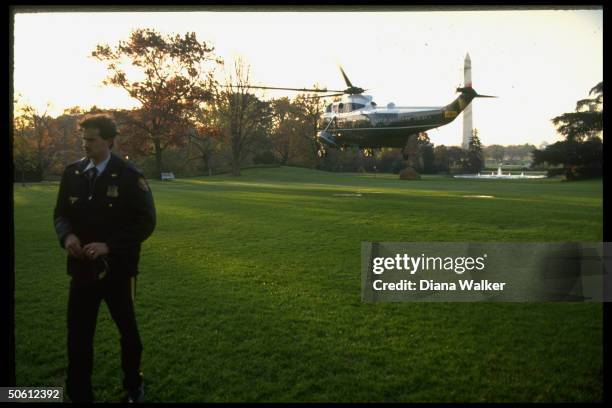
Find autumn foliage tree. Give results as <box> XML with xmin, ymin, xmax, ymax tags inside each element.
<box><xmin>92</xmin><ymin>28</ymin><xmax>222</xmax><ymax>176</ymax></box>
<box><xmin>13</xmin><ymin>112</ymin><xmax>38</xmax><ymax>183</ymax></box>
<box><xmin>13</xmin><ymin>102</ymin><xmax>56</xmax><ymax>181</ymax></box>
<box><xmin>186</xmin><ymin>104</ymin><xmax>224</xmax><ymax>174</ymax></box>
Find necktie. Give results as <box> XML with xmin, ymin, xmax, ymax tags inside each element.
<box><xmin>86</xmin><ymin>167</ymin><xmax>98</xmax><ymax>198</ymax></box>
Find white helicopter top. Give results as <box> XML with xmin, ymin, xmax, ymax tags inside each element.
<box><xmin>322</xmin><ymin>93</ymin><xmax>444</xmax><ymax>119</ymax></box>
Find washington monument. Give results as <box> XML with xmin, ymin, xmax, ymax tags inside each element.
<box><xmin>462</xmin><ymin>53</ymin><xmax>473</xmax><ymax>150</ymax></box>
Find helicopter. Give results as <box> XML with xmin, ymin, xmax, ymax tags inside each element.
<box><xmin>247</xmin><ymin>66</ymin><xmax>496</xmax><ymax>158</ymax></box>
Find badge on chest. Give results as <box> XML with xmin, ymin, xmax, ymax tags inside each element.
<box><xmin>107</xmin><ymin>185</ymin><xmax>119</xmax><ymax>198</ymax></box>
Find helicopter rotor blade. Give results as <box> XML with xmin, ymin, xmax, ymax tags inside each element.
<box><xmin>300</xmin><ymin>92</ymin><xmax>346</xmax><ymax>100</ymax></box>
<box><xmin>221</xmin><ymin>85</ymin><xmax>344</xmax><ymax>93</ymax></box>
<box><xmin>221</xmin><ymin>64</ymin><xmax>369</xmax><ymax>97</ymax></box>
<box><xmin>338</xmin><ymin>65</ymin><xmax>354</xmax><ymax>88</ymax></box>
<box><xmin>301</xmin><ymin>88</ymin><xmax>370</xmax><ymax>99</ymax></box>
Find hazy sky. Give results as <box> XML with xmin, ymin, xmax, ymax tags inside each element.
<box><xmin>13</xmin><ymin>8</ymin><xmax>602</xmax><ymax>147</ymax></box>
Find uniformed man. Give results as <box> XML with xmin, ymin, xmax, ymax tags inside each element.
<box><xmin>53</xmin><ymin>115</ymin><xmax>156</xmax><ymax>403</ymax></box>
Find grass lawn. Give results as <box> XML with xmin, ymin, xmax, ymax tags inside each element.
<box><xmin>13</xmin><ymin>166</ymin><xmax>603</xmax><ymax>402</ymax></box>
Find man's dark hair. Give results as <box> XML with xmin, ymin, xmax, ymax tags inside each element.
<box><xmin>79</xmin><ymin>115</ymin><xmax>119</xmax><ymax>140</ymax></box>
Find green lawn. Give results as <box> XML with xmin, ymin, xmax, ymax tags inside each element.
<box><xmin>13</xmin><ymin>167</ymin><xmax>603</xmax><ymax>402</ymax></box>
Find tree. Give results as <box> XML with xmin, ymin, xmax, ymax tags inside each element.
<box><xmin>13</xmin><ymin>102</ymin><xmax>56</xmax><ymax>180</ymax></box>
<box><xmin>294</xmin><ymin>88</ymin><xmax>326</xmax><ymax>165</ymax></box>
<box><xmin>378</xmin><ymin>148</ymin><xmax>406</xmax><ymax>173</ymax></box>
<box><xmin>465</xmin><ymin>129</ymin><xmax>484</xmax><ymax>173</ymax></box>
<box><xmin>184</xmin><ymin>103</ymin><xmax>223</xmax><ymax>175</ymax></box>
<box><xmin>269</xmin><ymin>97</ymin><xmax>300</xmax><ymax>164</ymax></box>
<box><xmin>45</xmin><ymin>108</ymin><xmax>86</xmax><ymax>174</ymax></box>
<box><xmin>13</xmin><ymin>97</ymin><xmax>36</xmax><ymax>183</ymax></box>
<box><xmin>484</xmin><ymin>144</ymin><xmax>505</xmax><ymax>165</ymax></box>
<box><xmin>502</xmin><ymin>143</ymin><xmax>536</xmax><ymax>165</ymax></box>
<box><xmin>532</xmin><ymin>82</ymin><xmax>603</xmax><ymax>180</ymax></box>
<box><xmin>433</xmin><ymin>145</ymin><xmax>449</xmax><ymax>173</ymax></box>
<box><xmin>92</xmin><ymin>28</ymin><xmax>221</xmax><ymax>176</ymax></box>
<box><xmin>319</xmin><ymin>146</ymin><xmax>366</xmax><ymax>172</ymax></box>
<box><xmin>417</xmin><ymin>132</ymin><xmax>436</xmax><ymax>174</ymax></box>
<box><xmin>532</xmin><ymin>138</ymin><xmax>601</xmax><ymax>179</ymax></box>
<box><xmin>447</xmin><ymin>146</ymin><xmax>466</xmax><ymax>173</ymax></box>
<box><xmin>215</xmin><ymin>58</ymin><xmax>272</xmax><ymax>176</ymax></box>
<box><xmin>13</xmin><ymin>119</ymin><xmax>38</xmax><ymax>183</ymax></box>
<box><xmin>402</xmin><ymin>134</ymin><xmax>422</xmax><ymax>172</ymax></box>
<box><xmin>551</xmin><ymin>81</ymin><xmax>603</xmax><ymax>143</ymax></box>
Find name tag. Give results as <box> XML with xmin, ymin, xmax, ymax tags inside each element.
<box><xmin>69</xmin><ymin>196</ymin><xmax>79</xmax><ymax>204</ymax></box>
<box><xmin>107</xmin><ymin>185</ymin><xmax>119</xmax><ymax>198</ymax></box>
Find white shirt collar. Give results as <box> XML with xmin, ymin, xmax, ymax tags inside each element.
<box><xmin>84</xmin><ymin>153</ymin><xmax>112</xmax><ymax>175</ymax></box>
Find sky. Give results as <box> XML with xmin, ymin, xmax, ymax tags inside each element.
<box><xmin>12</xmin><ymin>7</ymin><xmax>602</xmax><ymax>147</ymax></box>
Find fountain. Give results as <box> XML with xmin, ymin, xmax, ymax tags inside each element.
<box><xmin>454</xmin><ymin>166</ymin><xmax>546</xmax><ymax>179</ymax></box>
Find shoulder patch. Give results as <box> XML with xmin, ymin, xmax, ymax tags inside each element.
<box><xmin>138</xmin><ymin>177</ymin><xmax>150</xmax><ymax>192</ymax></box>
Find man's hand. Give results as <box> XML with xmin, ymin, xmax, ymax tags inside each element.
<box><xmin>64</xmin><ymin>234</ymin><xmax>83</xmax><ymax>259</ymax></box>
<box><xmin>82</xmin><ymin>242</ymin><xmax>110</xmax><ymax>260</ymax></box>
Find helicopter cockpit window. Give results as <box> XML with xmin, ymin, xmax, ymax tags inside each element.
<box><xmin>326</xmin><ymin>104</ymin><xmax>332</xmax><ymax>113</ymax></box>
<box><xmin>338</xmin><ymin>103</ymin><xmax>344</xmax><ymax>112</ymax></box>
<box><xmin>352</xmin><ymin>103</ymin><xmax>365</xmax><ymax>111</ymax></box>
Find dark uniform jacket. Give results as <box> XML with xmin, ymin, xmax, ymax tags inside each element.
<box><xmin>53</xmin><ymin>153</ymin><xmax>156</xmax><ymax>280</ymax></box>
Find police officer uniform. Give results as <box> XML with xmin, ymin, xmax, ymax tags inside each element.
<box><xmin>53</xmin><ymin>152</ymin><xmax>156</xmax><ymax>402</ymax></box>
